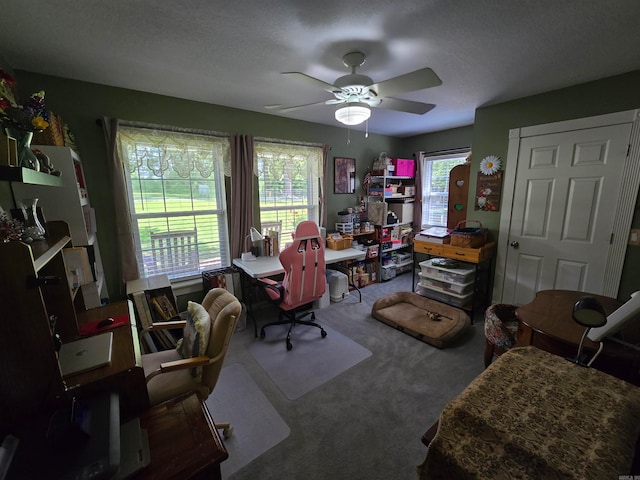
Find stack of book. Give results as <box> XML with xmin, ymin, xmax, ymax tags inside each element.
<box><xmin>415</xmin><ymin>227</ymin><xmax>451</xmax><ymax>244</ymax></box>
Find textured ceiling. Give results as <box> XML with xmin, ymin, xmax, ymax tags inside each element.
<box><xmin>2</xmin><ymin>1</ymin><xmax>640</xmax><ymax>137</ymax></box>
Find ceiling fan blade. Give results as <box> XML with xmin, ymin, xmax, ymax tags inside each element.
<box><xmin>264</xmin><ymin>100</ymin><xmax>331</xmax><ymax>113</ymax></box>
<box><xmin>375</xmin><ymin>97</ymin><xmax>436</xmax><ymax>115</ymax></box>
<box><xmin>370</xmin><ymin>67</ymin><xmax>442</xmax><ymax>98</ymax></box>
<box><xmin>282</xmin><ymin>72</ymin><xmax>339</xmax><ymax>94</ymax></box>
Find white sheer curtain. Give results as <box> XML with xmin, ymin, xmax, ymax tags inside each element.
<box><xmin>118</xmin><ymin>126</ymin><xmax>230</xmax><ymax>179</ymax></box>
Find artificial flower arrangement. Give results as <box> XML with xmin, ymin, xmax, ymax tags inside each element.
<box><xmin>0</xmin><ymin>69</ymin><xmax>49</xmax><ymax>132</ymax></box>
<box><xmin>0</xmin><ymin>208</ymin><xmax>24</xmax><ymax>242</ymax></box>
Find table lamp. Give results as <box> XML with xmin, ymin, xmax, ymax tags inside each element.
<box><xmin>569</xmin><ymin>296</ymin><xmax>607</xmax><ymax>367</ymax></box>
<box><xmin>241</xmin><ymin>227</ymin><xmax>263</xmax><ymax>261</ymax></box>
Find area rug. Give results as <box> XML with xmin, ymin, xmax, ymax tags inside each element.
<box><xmin>246</xmin><ymin>323</ymin><xmax>372</xmax><ymax>400</ymax></box>
<box><xmin>205</xmin><ymin>363</ymin><xmax>290</xmax><ymax>478</ymax></box>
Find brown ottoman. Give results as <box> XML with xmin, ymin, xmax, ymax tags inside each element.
<box><xmin>371</xmin><ymin>292</ymin><xmax>470</xmax><ymax>348</ymax></box>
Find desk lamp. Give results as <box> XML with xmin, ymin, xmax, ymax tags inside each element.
<box><xmin>569</xmin><ymin>296</ymin><xmax>607</xmax><ymax>367</ymax></box>
<box><xmin>241</xmin><ymin>227</ymin><xmax>263</xmax><ymax>262</ymax></box>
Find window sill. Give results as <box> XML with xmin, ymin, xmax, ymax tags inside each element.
<box><xmin>171</xmin><ymin>277</ymin><xmax>202</xmax><ymax>297</ymax></box>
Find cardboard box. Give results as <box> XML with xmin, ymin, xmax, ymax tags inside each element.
<box><xmin>398</xmin><ymin>185</ymin><xmax>415</xmax><ymax>196</ymax></box>
<box><xmin>389</xmin><ymin>202</ymin><xmax>414</xmax><ymax>223</ymax></box>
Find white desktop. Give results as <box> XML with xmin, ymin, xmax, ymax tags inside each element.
<box><xmin>233</xmin><ymin>247</ymin><xmax>366</xmax><ymax>278</ymax></box>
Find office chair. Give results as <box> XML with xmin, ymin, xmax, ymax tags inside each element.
<box><xmin>141</xmin><ymin>288</ymin><xmax>242</xmax><ymax>437</ymax></box>
<box><xmin>257</xmin><ymin>220</ymin><xmax>327</xmax><ymax>350</ymax></box>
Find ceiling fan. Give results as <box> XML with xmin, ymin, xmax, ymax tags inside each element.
<box><xmin>266</xmin><ymin>51</ymin><xmax>442</xmax><ymax>126</ymax></box>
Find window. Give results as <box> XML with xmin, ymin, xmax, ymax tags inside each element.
<box><xmin>117</xmin><ymin>125</ymin><xmax>230</xmax><ymax>281</ymax></box>
<box><xmin>254</xmin><ymin>140</ymin><xmax>322</xmax><ymax>247</ymax></box>
<box><xmin>420</xmin><ymin>152</ymin><xmax>469</xmax><ymax>228</ymax></box>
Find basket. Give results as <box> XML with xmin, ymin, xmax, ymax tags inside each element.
<box><xmin>449</xmin><ymin>220</ymin><xmax>487</xmax><ymax>248</ymax></box>
<box><xmin>32</xmin><ymin>112</ymin><xmax>66</xmax><ymax>147</ymax></box>
<box><xmin>326</xmin><ymin>234</ymin><xmax>353</xmax><ymax>250</ymax></box>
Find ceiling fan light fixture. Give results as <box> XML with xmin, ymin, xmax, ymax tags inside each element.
<box><xmin>335</xmin><ymin>102</ymin><xmax>371</xmax><ymax>126</ymax></box>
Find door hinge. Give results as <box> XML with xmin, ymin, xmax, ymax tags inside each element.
<box><xmin>610</xmin><ymin>233</ymin><xmax>614</xmax><ymax>244</ymax></box>
<box><xmin>628</xmin><ymin>144</ymin><xmax>631</xmax><ymax>157</ymax></box>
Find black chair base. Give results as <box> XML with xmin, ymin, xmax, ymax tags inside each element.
<box><xmin>260</xmin><ymin>308</ymin><xmax>327</xmax><ymax>351</ymax></box>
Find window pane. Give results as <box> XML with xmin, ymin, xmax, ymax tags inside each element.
<box><xmin>255</xmin><ymin>141</ymin><xmax>321</xmax><ymax>247</ymax></box>
<box><xmin>421</xmin><ymin>154</ymin><xmax>469</xmax><ymax>229</ymax></box>
<box><xmin>117</xmin><ymin>127</ymin><xmax>230</xmax><ymax>280</ymax></box>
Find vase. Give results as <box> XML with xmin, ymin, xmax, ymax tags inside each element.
<box><xmin>4</xmin><ymin>127</ymin><xmax>40</xmax><ymax>171</ymax></box>
<box><xmin>17</xmin><ymin>198</ymin><xmax>46</xmax><ymax>240</ymax></box>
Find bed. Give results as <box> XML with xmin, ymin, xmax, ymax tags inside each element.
<box><xmin>418</xmin><ymin>346</ymin><xmax>640</xmax><ymax>479</ymax></box>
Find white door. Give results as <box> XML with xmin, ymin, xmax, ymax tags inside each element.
<box><xmin>495</xmin><ymin>110</ymin><xmax>640</xmax><ymax>305</ymax></box>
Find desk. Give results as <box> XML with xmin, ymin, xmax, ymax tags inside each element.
<box><xmin>233</xmin><ymin>247</ymin><xmax>366</xmax><ymax>278</ymax></box>
<box><xmin>233</xmin><ymin>247</ymin><xmax>366</xmax><ymax>335</ymax></box>
<box><xmin>66</xmin><ymin>300</ymin><xmax>149</xmax><ymax>417</ymax></box>
<box><xmin>132</xmin><ymin>393</ymin><xmax>228</xmax><ymax>480</ymax></box>
<box><xmin>516</xmin><ymin>290</ymin><xmax>640</xmax><ymax>385</ymax></box>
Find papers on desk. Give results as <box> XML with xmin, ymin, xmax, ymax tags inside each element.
<box><xmin>415</xmin><ymin>227</ymin><xmax>451</xmax><ymax>244</ymax></box>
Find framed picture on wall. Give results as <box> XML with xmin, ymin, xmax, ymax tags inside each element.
<box><xmin>334</xmin><ymin>157</ymin><xmax>356</xmax><ymax>194</ymax></box>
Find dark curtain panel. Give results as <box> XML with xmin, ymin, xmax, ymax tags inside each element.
<box><xmin>230</xmin><ymin>134</ymin><xmax>255</xmax><ymax>259</ymax></box>
<box><xmin>101</xmin><ymin>117</ymin><xmax>140</xmax><ymax>292</ymax></box>
<box><xmin>320</xmin><ymin>144</ymin><xmax>329</xmax><ymax>228</ymax></box>
<box><xmin>413</xmin><ymin>151</ymin><xmax>423</xmax><ymax>231</ymax></box>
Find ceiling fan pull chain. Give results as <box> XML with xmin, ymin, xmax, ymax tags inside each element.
<box><xmin>365</xmin><ymin>119</ymin><xmax>369</xmax><ymax>138</ymax></box>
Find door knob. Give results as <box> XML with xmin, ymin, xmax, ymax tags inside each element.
<box><xmin>510</xmin><ymin>241</ymin><xmax>519</xmax><ymax>248</ymax></box>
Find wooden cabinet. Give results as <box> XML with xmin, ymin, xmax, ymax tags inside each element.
<box><xmin>12</xmin><ymin>146</ymin><xmax>108</xmax><ymax>303</ymax></box>
<box><xmin>0</xmin><ymin>221</ymin><xmax>146</xmax><ymax>435</ymax></box>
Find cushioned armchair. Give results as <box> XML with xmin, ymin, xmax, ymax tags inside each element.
<box><xmin>257</xmin><ymin>220</ymin><xmax>327</xmax><ymax>351</ymax></box>
<box><xmin>141</xmin><ymin>288</ymin><xmax>242</xmax><ymax>437</ymax></box>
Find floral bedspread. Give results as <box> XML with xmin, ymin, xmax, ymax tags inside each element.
<box><xmin>418</xmin><ymin>346</ymin><xmax>640</xmax><ymax>479</ymax></box>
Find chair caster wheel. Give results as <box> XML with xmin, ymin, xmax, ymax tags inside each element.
<box><xmin>223</xmin><ymin>426</ymin><xmax>233</xmax><ymax>439</ymax></box>
<box><xmin>321</xmin><ymin>329</ymin><xmax>327</xmax><ymax>338</ymax></box>
<box><xmin>286</xmin><ymin>340</ymin><xmax>293</xmax><ymax>351</ymax></box>
<box><xmin>260</xmin><ymin>329</ymin><xmax>266</xmax><ymax>339</ymax></box>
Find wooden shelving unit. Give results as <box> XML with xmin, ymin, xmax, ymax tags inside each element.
<box><xmin>0</xmin><ymin>221</ymin><xmax>77</xmax><ymax>432</ymax></box>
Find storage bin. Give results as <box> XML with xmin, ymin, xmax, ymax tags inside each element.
<box><xmin>416</xmin><ymin>283</ymin><xmax>473</xmax><ymax>308</ymax></box>
<box><xmin>390</xmin><ymin>158</ymin><xmax>415</xmax><ymax>177</ymax></box>
<box><xmin>394</xmin><ymin>252</ymin><xmax>412</xmax><ymax>264</ymax></box>
<box><xmin>380</xmin><ymin>265</ymin><xmax>397</xmax><ymax>281</ymax></box>
<box><xmin>389</xmin><ymin>202</ymin><xmax>414</xmax><ymax>223</ymax></box>
<box><xmin>418</xmin><ymin>272</ymin><xmax>474</xmax><ymax>295</ymax></box>
<box><xmin>335</xmin><ymin>222</ymin><xmax>354</xmax><ymax>234</ymax></box>
<box><xmin>366</xmin><ymin>245</ymin><xmax>379</xmax><ymax>258</ymax></box>
<box><xmin>326</xmin><ymin>234</ymin><xmax>353</xmax><ymax>250</ymax></box>
<box><xmin>419</xmin><ymin>258</ymin><xmax>475</xmax><ymax>284</ymax></box>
